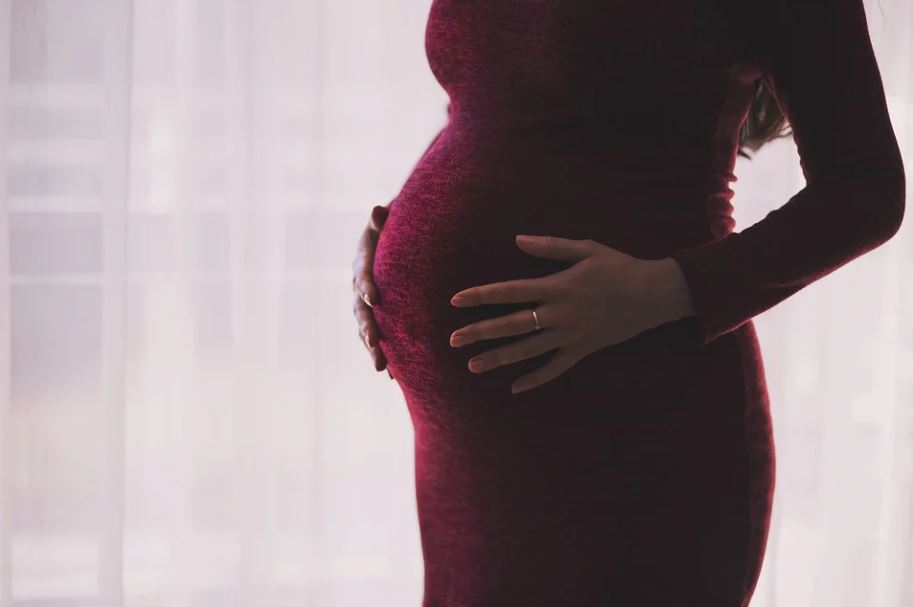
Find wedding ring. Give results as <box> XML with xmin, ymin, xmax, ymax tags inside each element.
<box><xmin>531</xmin><ymin>308</ymin><xmax>541</xmax><ymax>331</ymax></box>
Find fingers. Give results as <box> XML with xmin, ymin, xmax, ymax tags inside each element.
<box><xmin>353</xmin><ymin>291</ymin><xmax>388</xmax><ymax>372</ymax></box>
<box><xmin>510</xmin><ymin>349</ymin><xmax>579</xmax><ymax>394</ymax></box>
<box><xmin>352</xmin><ymin>204</ymin><xmax>394</xmax><ymax>376</ymax></box>
<box><xmin>466</xmin><ymin>329</ymin><xmax>562</xmax><ymax>374</ymax></box>
<box><xmin>449</xmin><ymin>235</ymin><xmax>600</xmax><ymax>307</ymax></box>
<box><xmin>515</xmin><ymin>234</ymin><xmax>598</xmax><ymax>263</ymax></box>
<box><xmin>353</xmin><ymin>234</ymin><xmax>380</xmax><ymax>307</ymax></box>
<box><xmin>450</xmin><ymin>276</ymin><xmax>554</xmax><ymax>307</ymax></box>
<box><xmin>352</xmin><ymin>272</ymin><xmax>375</xmax><ymax>308</ymax></box>
<box><xmin>352</xmin><ymin>205</ymin><xmax>389</xmax><ymax>308</ymax></box>
<box><xmin>450</xmin><ymin>306</ymin><xmax>549</xmax><ymax>347</ymax></box>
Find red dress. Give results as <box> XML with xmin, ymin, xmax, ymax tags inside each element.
<box><xmin>371</xmin><ymin>0</ymin><xmax>905</xmax><ymax>605</ymax></box>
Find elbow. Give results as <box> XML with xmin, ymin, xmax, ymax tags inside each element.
<box><xmin>877</xmin><ymin>164</ymin><xmax>906</xmax><ymax>244</ymax></box>
<box><xmin>860</xmin><ymin>159</ymin><xmax>906</xmax><ymax>246</ymax></box>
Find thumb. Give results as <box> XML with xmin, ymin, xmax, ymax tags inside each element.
<box><xmin>515</xmin><ymin>234</ymin><xmax>596</xmax><ymax>263</ymax></box>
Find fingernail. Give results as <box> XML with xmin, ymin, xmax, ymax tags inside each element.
<box><xmin>362</xmin><ymin>292</ymin><xmax>373</xmax><ymax>307</ymax></box>
<box><xmin>516</xmin><ymin>234</ymin><xmax>534</xmax><ymax>244</ymax></box>
<box><xmin>449</xmin><ymin>333</ymin><xmax>463</xmax><ymax>347</ymax></box>
<box><xmin>387</xmin><ymin>369</ymin><xmax>394</xmax><ymax>379</ymax></box>
<box><xmin>468</xmin><ymin>358</ymin><xmax>486</xmax><ymax>372</ymax></box>
<box><xmin>364</xmin><ymin>333</ymin><xmax>372</xmax><ymax>349</ymax></box>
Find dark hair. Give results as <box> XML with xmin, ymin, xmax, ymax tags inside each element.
<box><xmin>737</xmin><ymin>78</ymin><xmax>792</xmax><ymax>159</ymax></box>
<box><xmin>739</xmin><ymin>0</ymin><xmax>886</xmax><ymax>159</ymax></box>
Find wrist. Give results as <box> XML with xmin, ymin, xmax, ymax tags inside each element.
<box><xmin>641</xmin><ymin>257</ymin><xmax>696</xmax><ymax>326</ymax></box>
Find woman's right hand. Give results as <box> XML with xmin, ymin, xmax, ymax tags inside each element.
<box><xmin>352</xmin><ymin>204</ymin><xmax>392</xmax><ymax>377</ymax></box>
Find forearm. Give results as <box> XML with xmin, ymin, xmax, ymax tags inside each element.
<box><xmin>662</xmin><ymin>0</ymin><xmax>907</xmax><ymax>347</ymax></box>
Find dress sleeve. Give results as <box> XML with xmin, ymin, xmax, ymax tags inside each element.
<box><xmin>668</xmin><ymin>0</ymin><xmax>906</xmax><ymax>347</ymax></box>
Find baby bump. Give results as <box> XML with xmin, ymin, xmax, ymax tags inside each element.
<box><xmin>371</xmin><ymin>189</ymin><xmax>568</xmax><ymax>405</ymax></box>
<box><xmin>370</xmin><ymin>137</ymin><xmax>713</xmax><ymax>414</ymax></box>
<box><xmin>371</xmin><ymin>196</ymin><xmax>705</xmax><ymax>422</ymax></box>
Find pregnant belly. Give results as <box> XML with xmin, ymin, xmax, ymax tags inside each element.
<box><xmin>371</xmin><ymin>132</ymin><xmax>710</xmax><ymax>413</ymax></box>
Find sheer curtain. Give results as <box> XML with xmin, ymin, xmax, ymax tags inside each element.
<box><xmin>0</xmin><ymin>1</ymin><xmax>910</xmax><ymax>605</ymax></box>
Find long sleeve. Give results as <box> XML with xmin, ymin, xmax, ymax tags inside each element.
<box><xmin>385</xmin><ymin>102</ymin><xmax>452</xmax><ymax>210</ymax></box>
<box><xmin>668</xmin><ymin>0</ymin><xmax>906</xmax><ymax>347</ymax></box>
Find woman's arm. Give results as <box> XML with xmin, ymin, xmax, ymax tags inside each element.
<box><xmin>668</xmin><ymin>0</ymin><xmax>906</xmax><ymax>347</ymax></box>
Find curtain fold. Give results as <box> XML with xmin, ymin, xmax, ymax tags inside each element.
<box><xmin>0</xmin><ymin>1</ymin><xmax>910</xmax><ymax>605</ymax></box>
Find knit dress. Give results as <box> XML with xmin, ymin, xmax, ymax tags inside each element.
<box><xmin>370</xmin><ymin>0</ymin><xmax>906</xmax><ymax>604</ymax></box>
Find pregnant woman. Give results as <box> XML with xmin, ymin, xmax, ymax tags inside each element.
<box><xmin>352</xmin><ymin>0</ymin><xmax>905</xmax><ymax>604</ymax></box>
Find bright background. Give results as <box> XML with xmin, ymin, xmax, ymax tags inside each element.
<box><xmin>0</xmin><ymin>1</ymin><xmax>911</xmax><ymax>605</ymax></box>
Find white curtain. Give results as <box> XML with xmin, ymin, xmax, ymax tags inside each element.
<box><xmin>0</xmin><ymin>1</ymin><xmax>910</xmax><ymax>605</ymax></box>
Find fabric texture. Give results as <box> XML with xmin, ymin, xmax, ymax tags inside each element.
<box><xmin>371</xmin><ymin>0</ymin><xmax>904</xmax><ymax>605</ymax></box>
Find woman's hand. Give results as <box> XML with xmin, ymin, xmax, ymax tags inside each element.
<box><xmin>449</xmin><ymin>235</ymin><xmax>694</xmax><ymax>394</ymax></box>
<box><xmin>352</xmin><ymin>204</ymin><xmax>393</xmax><ymax>377</ymax></box>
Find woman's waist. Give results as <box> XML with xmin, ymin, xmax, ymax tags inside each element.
<box><xmin>382</xmin><ymin>177</ymin><xmax>727</xmax><ymax>263</ymax></box>
<box><xmin>393</xmin><ymin>131</ymin><xmax>734</xmax><ymax>236</ymax></box>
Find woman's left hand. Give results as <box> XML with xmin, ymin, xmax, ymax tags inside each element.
<box><xmin>449</xmin><ymin>234</ymin><xmax>694</xmax><ymax>394</ymax></box>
